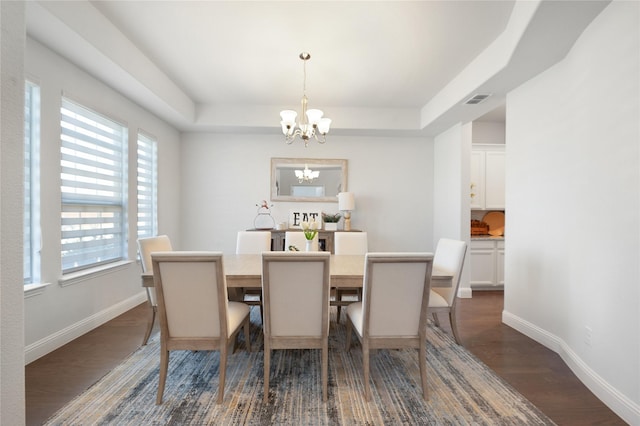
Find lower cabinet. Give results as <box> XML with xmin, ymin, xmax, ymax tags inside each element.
<box><xmin>270</xmin><ymin>230</ymin><xmax>333</xmax><ymax>253</ymax></box>
<box><xmin>470</xmin><ymin>239</ymin><xmax>504</xmax><ymax>289</ymax></box>
<box><xmin>267</xmin><ymin>229</ymin><xmax>362</xmax><ymax>253</ymax></box>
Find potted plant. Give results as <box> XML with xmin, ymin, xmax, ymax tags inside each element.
<box><xmin>321</xmin><ymin>212</ymin><xmax>341</xmax><ymax>231</ymax></box>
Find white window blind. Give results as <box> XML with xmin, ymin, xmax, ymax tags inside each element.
<box><xmin>60</xmin><ymin>98</ymin><xmax>128</xmax><ymax>273</ymax></box>
<box><xmin>24</xmin><ymin>81</ymin><xmax>41</xmax><ymax>284</ymax></box>
<box><xmin>137</xmin><ymin>132</ymin><xmax>158</xmax><ymax>240</ymax></box>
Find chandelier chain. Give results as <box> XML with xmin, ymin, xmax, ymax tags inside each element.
<box><xmin>302</xmin><ymin>57</ymin><xmax>307</xmax><ymax>96</ymax></box>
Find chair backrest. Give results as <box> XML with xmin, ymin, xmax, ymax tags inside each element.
<box><xmin>334</xmin><ymin>232</ymin><xmax>368</xmax><ymax>255</ymax></box>
<box><xmin>152</xmin><ymin>251</ymin><xmax>229</xmax><ymax>339</ymax></box>
<box><xmin>262</xmin><ymin>252</ymin><xmax>330</xmax><ymax>337</ymax></box>
<box><xmin>431</xmin><ymin>239</ymin><xmax>467</xmax><ymax>306</ymax></box>
<box><xmin>362</xmin><ymin>253</ymin><xmax>433</xmax><ymax>337</ymax></box>
<box><xmin>236</xmin><ymin>231</ymin><xmax>271</xmax><ymax>254</ymax></box>
<box><xmin>138</xmin><ymin>235</ymin><xmax>173</xmax><ymax>273</ymax></box>
<box><xmin>285</xmin><ymin>231</ymin><xmax>318</xmax><ymax>251</ymax></box>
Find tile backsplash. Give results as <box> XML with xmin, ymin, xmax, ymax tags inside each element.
<box><xmin>471</xmin><ymin>210</ymin><xmax>505</xmax><ymax>236</ymax></box>
<box><xmin>471</xmin><ymin>210</ymin><xmax>504</xmax><ymax>221</ymax></box>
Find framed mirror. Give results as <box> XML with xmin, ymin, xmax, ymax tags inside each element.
<box><xmin>271</xmin><ymin>158</ymin><xmax>348</xmax><ymax>202</ymax></box>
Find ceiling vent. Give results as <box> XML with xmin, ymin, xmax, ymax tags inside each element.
<box><xmin>464</xmin><ymin>93</ymin><xmax>492</xmax><ymax>105</ymax></box>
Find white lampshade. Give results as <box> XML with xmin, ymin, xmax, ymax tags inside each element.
<box><xmin>306</xmin><ymin>109</ymin><xmax>323</xmax><ymax>125</ymax></box>
<box><xmin>280</xmin><ymin>121</ymin><xmax>294</xmax><ymax>135</ymax></box>
<box><xmin>317</xmin><ymin>118</ymin><xmax>331</xmax><ymax>134</ymax></box>
<box><xmin>280</xmin><ymin>110</ymin><xmax>297</xmax><ymax>126</ymax></box>
<box><xmin>338</xmin><ymin>192</ymin><xmax>355</xmax><ymax>211</ymax></box>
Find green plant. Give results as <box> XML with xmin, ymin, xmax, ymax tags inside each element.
<box><xmin>301</xmin><ymin>220</ymin><xmax>319</xmax><ymax>240</ymax></box>
<box><xmin>321</xmin><ymin>212</ymin><xmax>341</xmax><ymax>223</ymax></box>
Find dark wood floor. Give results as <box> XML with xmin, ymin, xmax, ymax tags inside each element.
<box><xmin>25</xmin><ymin>291</ymin><xmax>626</xmax><ymax>425</ymax></box>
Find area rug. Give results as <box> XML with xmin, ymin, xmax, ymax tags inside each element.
<box><xmin>45</xmin><ymin>308</ymin><xmax>555</xmax><ymax>425</ymax></box>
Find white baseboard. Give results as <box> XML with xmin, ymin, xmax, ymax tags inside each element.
<box><xmin>458</xmin><ymin>287</ymin><xmax>473</xmax><ymax>298</ymax></box>
<box><xmin>25</xmin><ymin>292</ymin><xmax>147</xmax><ymax>365</ymax></box>
<box><xmin>503</xmin><ymin>310</ymin><xmax>640</xmax><ymax>425</ymax></box>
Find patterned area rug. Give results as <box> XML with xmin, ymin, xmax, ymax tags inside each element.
<box><xmin>45</xmin><ymin>308</ymin><xmax>555</xmax><ymax>425</ymax></box>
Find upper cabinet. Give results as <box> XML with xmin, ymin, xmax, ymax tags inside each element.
<box><xmin>470</xmin><ymin>144</ymin><xmax>505</xmax><ymax>210</ymax></box>
<box><xmin>470</xmin><ymin>151</ymin><xmax>485</xmax><ymax>209</ymax></box>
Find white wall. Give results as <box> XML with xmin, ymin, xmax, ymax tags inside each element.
<box><xmin>471</xmin><ymin>121</ymin><xmax>505</xmax><ymax>145</ymax></box>
<box><xmin>1</xmin><ymin>2</ymin><xmax>26</xmax><ymax>424</ymax></box>
<box><xmin>180</xmin><ymin>133</ymin><xmax>435</xmax><ymax>254</ymax></box>
<box><xmin>23</xmin><ymin>39</ymin><xmax>182</xmax><ymax>363</ymax></box>
<box><xmin>503</xmin><ymin>1</ymin><xmax>639</xmax><ymax>423</ymax></box>
<box><xmin>433</xmin><ymin>123</ymin><xmax>472</xmax><ymax>297</ymax></box>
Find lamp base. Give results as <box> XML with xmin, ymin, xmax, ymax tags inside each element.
<box><xmin>343</xmin><ymin>212</ymin><xmax>352</xmax><ymax>231</ymax></box>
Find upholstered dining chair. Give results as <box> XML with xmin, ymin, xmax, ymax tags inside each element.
<box><xmin>261</xmin><ymin>251</ymin><xmax>331</xmax><ymax>403</ymax></box>
<box><xmin>428</xmin><ymin>238</ymin><xmax>467</xmax><ymax>345</ymax></box>
<box><xmin>284</xmin><ymin>231</ymin><xmax>318</xmax><ymax>251</ymax></box>
<box><xmin>236</xmin><ymin>231</ymin><xmax>271</xmax><ymax>316</ymax></box>
<box><xmin>152</xmin><ymin>251</ymin><xmax>251</xmax><ymax>405</ymax></box>
<box><xmin>333</xmin><ymin>232</ymin><xmax>368</xmax><ymax>322</ymax></box>
<box><xmin>137</xmin><ymin>235</ymin><xmax>173</xmax><ymax>346</ymax></box>
<box><xmin>345</xmin><ymin>252</ymin><xmax>433</xmax><ymax>401</ymax></box>
<box><xmin>236</xmin><ymin>231</ymin><xmax>271</xmax><ymax>253</ymax></box>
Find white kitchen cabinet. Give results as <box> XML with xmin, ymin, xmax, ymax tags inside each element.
<box><xmin>470</xmin><ymin>145</ymin><xmax>505</xmax><ymax>210</ymax></box>
<box><xmin>470</xmin><ymin>151</ymin><xmax>484</xmax><ymax>209</ymax></box>
<box><xmin>470</xmin><ymin>239</ymin><xmax>504</xmax><ymax>289</ymax></box>
<box><xmin>496</xmin><ymin>240</ymin><xmax>505</xmax><ymax>286</ymax></box>
<box><xmin>484</xmin><ymin>151</ymin><xmax>505</xmax><ymax>209</ymax></box>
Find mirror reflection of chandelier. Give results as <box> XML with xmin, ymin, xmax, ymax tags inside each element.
<box><xmin>295</xmin><ymin>164</ymin><xmax>320</xmax><ymax>183</ymax></box>
<box><xmin>280</xmin><ymin>52</ymin><xmax>331</xmax><ymax>147</ymax></box>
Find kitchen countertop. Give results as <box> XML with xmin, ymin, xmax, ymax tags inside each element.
<box><xmin>471</xmin><ymin>235</ymin><xmax>505</xmax><ymax>241</ymax></box>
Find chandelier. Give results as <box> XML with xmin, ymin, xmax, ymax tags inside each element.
<box><xmin>280</xmin><ymin>52</ymin><xmax>331</xmax><ymax>147</ymax></box>
<box><xmin>295</xmin><ymin>164</ymin><xmax>320</xmax><ymax>183</ymax></box>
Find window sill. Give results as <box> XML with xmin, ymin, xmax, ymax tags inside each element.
<box><xmin>59</xmin><ymin>260</ymin><xmax>134</xmax><ymax>287</ymax></box>
<box><xmin>24</xmin><ymin>282</ymin><xmax>52</xmax><ymax>298</ymax></box>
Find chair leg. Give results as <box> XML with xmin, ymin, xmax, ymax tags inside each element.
<box><xmin>419</xmin><ymin>339</ymin><xmax>429</xmax><ymax>401</ymax></box>
<box><xmin>142</xmin><ymin>305</ymin><xmax>157</xmax><ymax>346</ymax></box>
<box><xmin>322</xmin><ymin>342</ymin><xmax>328</xmax><ymax>402</ymax></box>
<box><xmin>243</xmin><ymin>318</ymin><xmax>251</xmax><ymax>352</ymax></box>
<box><xmin>263</xmin><ymin>346</ymin><xmax>271</xmax><ymax>403</ymax></box>
<box><xmin>218</xmin><ymin>343</ymin><xmax>227</xmax><ymax>404</ymax></box>
<box><xmin>449</xmin><ymin>311</ymin><xmax>461</xmax><ymax>345</ymax></box>
<box><xmin>363</xmin><ymin>342</ymin><xmax>371</xmax><ymax>402</ymax></box>
<box><xmin>336</xmin><ymin>289</ymin><xmax>361</xmax><ymax>323</ymax></box>
<box><xmin>431</xmin><ymin>312</ymin><xmax>440</xmax><ymax>327</ymax></box>
<box><xmin>156</xmin><ymin>348</ymin><xmax>169</xmax><ymax>405</ymax></box>
<box><xmin>345</xmin><ymin>320</ymin><xmax>352</xmax><ymax>350</ymax></box>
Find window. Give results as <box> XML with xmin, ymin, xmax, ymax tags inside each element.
<box><xmin>60</xmin><ymin>98</ymin><xmax>128</xmax><ymax>273</ymax></box>
<box><xmin>137</xmin><ymin>131</ymin><xmax>158</xmax><ymax>239</ymax></box>
<box><xmin>24</xmin><ymin>81</ymin><xmax>41</xmax><ymax>285</ymax></box>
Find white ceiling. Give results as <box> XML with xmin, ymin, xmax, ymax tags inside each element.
<box><xmin>25</xmin><ymin>1</ymin><xmax>610</xmax><ymax>136</ymax></box>
<box><xmin>91</xmin><ymin>1</ymin><xmax>514</xmax><ymax>108</ymax></box>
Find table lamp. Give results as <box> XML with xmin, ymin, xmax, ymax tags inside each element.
<box><xmin>338</xmin><ymin>192</ymin><xmax>355</xmax><ymax>231</ymax></box>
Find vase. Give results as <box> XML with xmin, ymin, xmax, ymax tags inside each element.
<box><xmin>305</xmin><ymin>240</ymin><xmax>313</xmax><ymax>252</ymax></box>
<box><xmin>324</xmin><ymin>222</ymin><xmax>338</xmax><ymax>231</ymax></box>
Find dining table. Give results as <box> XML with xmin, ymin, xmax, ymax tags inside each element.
<box><xmin>141</xmin><ymin>254</ymin><xmax>453</xmax><ymax>302</ymax></box>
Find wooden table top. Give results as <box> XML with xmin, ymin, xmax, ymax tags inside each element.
<box><xmin>142</xmin><ymin>254</ymin><xmax>453</xmax><ymax>288</ymax></box>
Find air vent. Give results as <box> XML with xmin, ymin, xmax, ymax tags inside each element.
<box><xmin>464</xmin><ymin>93</ymin><xmax>492</xmax><ymax>105</ymax></box>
